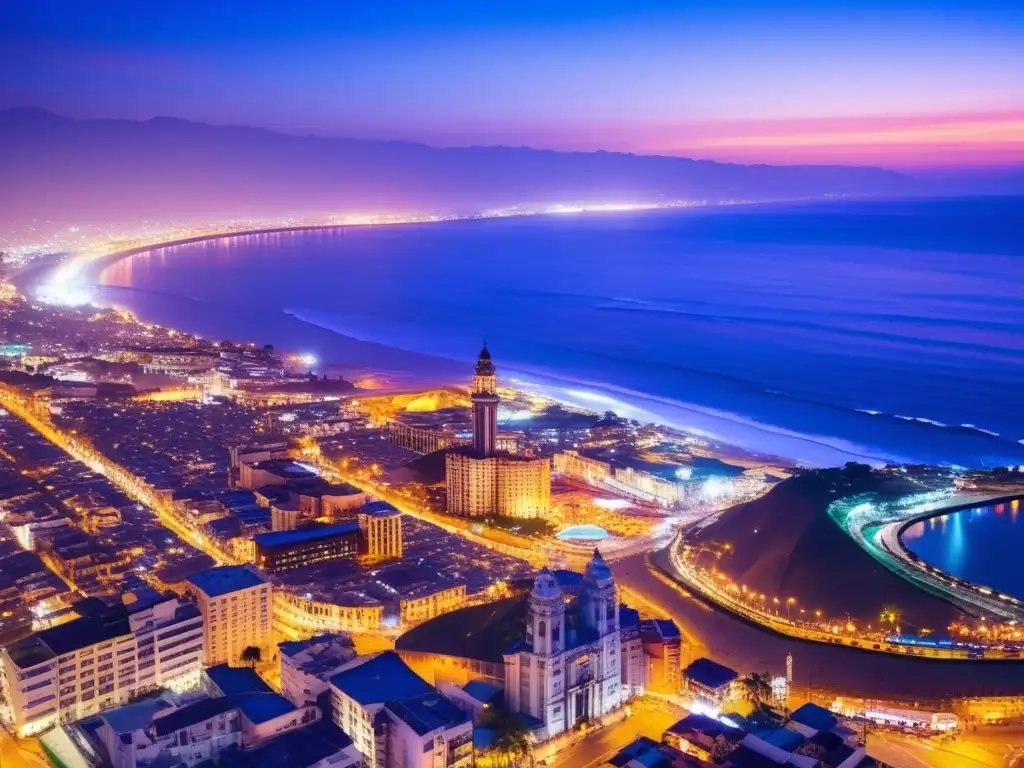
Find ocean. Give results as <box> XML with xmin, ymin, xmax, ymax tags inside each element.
<box><xmin>75</xmin><ymin>196</ymin><xmax>1024</xmax><ymax>469</ymax></box>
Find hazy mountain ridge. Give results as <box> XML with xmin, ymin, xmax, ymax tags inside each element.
<box><xmin>1</xmin><ymin>107</ymin><xmax>922</xmax><ymax>234</ymax></box>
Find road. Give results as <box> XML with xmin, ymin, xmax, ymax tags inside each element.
<box><xmin>545</xmin><ymin>697</ymin><xmax>687</xmax><ymax>768</ymax></box>
<box><xmin>868</xmin><ymin>727</ymin><xmax>1024</xmax><ymax>768</ymax></box>
<box><xmin>612</xmin><ymin>551</ymin><xmax>1024</xmax><ymax>701</ymax></box>
<box><xmin>0</xmin><ymin>729</ymin><xmax>49</xmax><ymax>768</ymax></box>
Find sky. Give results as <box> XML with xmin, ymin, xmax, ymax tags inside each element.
<box><xmin>2</xmin><ymin>0</ymin><xmax>1023</xmax><ymax>168</ymax></box>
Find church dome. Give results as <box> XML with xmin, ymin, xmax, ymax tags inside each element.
<box><xmin>584</xmin><ymin>548</ymin><xmax>613</xmax><ymax>583</ymax></box>
<box><xmin>531</xmin><ymin>567</ymin><xmax>561</xmax><ymax>599</ymax></box>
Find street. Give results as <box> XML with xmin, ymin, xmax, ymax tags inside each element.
<box><xmin>545</xmin><ymin>697</ymin><xmax>687</xmax><ymax>768</ymax></box>
<box><xmin>868</xmin><ymin>726</ymin><xmax>1024</xmax><ymax>768</ymax></box>
<box><xmin>0</xmin><ymin>729</ymin><xmax>49</xmax><ymax>768</ymax></box>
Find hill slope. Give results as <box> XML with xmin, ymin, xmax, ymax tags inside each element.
<box><xmin>692</xmin><ymin>465</ymin><xmax>962</xmax><ymax>629</ymax></box>
<box><xmin>0</xmin><ymin>107</ymin><xmax>920</xmax><ymax>235</ymax></box>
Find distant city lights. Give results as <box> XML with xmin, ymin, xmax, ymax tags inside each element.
<box><xmin>593</xmin><ymin>498</ymin><xmax>632</xmax><ymax>510</ymax></box>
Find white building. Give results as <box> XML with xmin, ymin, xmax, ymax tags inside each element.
<box><xmin>96</xmin><ymin>688</ymin><xmax>347</xmax><ymax>768</ymax></box>
<box><xmin>279</xmin><ymin>633</ymin><xmax>357</xmax><ymax>707</ymax></box>
<box><xmin>504</xmin><ymin>551</ymin><xmax>623</xmax><ymax>740</ymax></box>
<box><xmin>328</xmin><ymin>651</ymin><xmax>473</xmax><ymax>767</ymax></box>
<box><xmin>185</xmin><ymin>565</ymin><xmax>271</xmax><ymax>667</ymax></box>
<box><xmin>0</xmin><ymin>591</ymin><xmax>203</xmax><ymax>737</ymax></box>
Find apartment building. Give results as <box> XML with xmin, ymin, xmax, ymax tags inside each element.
<box><xmin>185</xmin><ymin>565</ymin><xmax>272</xmax><ymax>666</ymax></box>
<box><xmin>0</xmin><ymin>591</ymin><xmax>203</xmax><ymax>737</ymax></box>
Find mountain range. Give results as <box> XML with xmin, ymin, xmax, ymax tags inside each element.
<box><xmin>0</xmin><ymin>107</ymin><xmax>932</xmax><ymax>237</ymax></box>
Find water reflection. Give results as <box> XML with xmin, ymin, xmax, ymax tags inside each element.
<box><xmin>904</xmin><ymin>498</ymin><xmax>1024</xmax><ymax>599</ymax></box>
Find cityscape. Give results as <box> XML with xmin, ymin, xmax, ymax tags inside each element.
<box><xmin>3</xmin><ymin>3</ymin><xmax>1024</xmax><ymax>768</ymax></box>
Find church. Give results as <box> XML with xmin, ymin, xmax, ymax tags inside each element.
<box><xmin>503</xmin><ymin>550</ymin><xmax>624</xmax><ymax>739</ymax></box>
<box><xmin>444</xmin><ymin>344</ymin><xmax>551</xmax><ymax>519</ymax></box>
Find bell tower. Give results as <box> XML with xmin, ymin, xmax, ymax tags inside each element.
<box><xmin>529</xmin><ymin>568</ymin><xmax>565</xmax><ymax>657</ymax></box>
<box><xmin>471</xmin><ymin>343</ymin><xmax>499</xmax><ymax>457</ymax></box>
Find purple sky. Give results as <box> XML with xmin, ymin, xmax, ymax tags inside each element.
<box><xmin>2</xmin><ymin>0</ymin><xmax>1023</xmax><ymax>167</ymax></box>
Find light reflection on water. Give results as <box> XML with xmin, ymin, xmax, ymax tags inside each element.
<box><xmin>904</xmin><ymin>499</ymin><xmax>1024</xmax><ymax>599</ymax></box>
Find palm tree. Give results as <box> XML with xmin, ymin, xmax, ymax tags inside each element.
<box><xmin>240</xmin><ymin>645</ymin><xmax>262</xmax><ymax>669</ymax></box>
<box><xmin>740</xmin><ymin>671</ymin><xmax>772</xmax><ymax>711</ymax></box>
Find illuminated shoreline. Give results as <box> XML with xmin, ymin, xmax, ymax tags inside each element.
<box><xmin>28</xmin><ymin>200</ymin><xmax>710</xmax><ymax>307</ymax></box>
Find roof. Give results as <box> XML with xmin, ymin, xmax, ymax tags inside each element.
<box><xmin>328</xmin><ymin>651</ymin><xmax>433</xmax><ymax>706</ymax></box>
<box><xmin>186</xmin><ymin>565</ymin><xmax>268</xmax><ymax>598</ymax></box>
<box><xmin>385</xmin><ymin>692</ymin><xmax>470</xmax><ymax>736</ymax></box>
<box><xmin>151</xmin><ymin>693</ymin><xmax>295</xmax><ymax>736</ymax></box>
<box><xmin>395</xmin><ymin>595</ymin><xmax>528</xmax><ymax>664</ymax></box>
<box><xmin>763</xmin><ymin>728</ymin><xmax>805</xmax><ymax>751</ymax></box>
<box><xmin>218</xmin><ymin>720</ymin><xmax>353</xmax><ymax>768</ymax></box>
<box><xmin>791</xmin><ymin>702</ymin><xmax>839</xmax><ymax>732</ymax></box>
<box><xmin>204</xmin><ymin>664</ymin><xmax>274</xmax><ymax>696</ymax></box>
<box><xmin>102</xmin><ymin>697</ymin><xmax>173</xmax><ymax>734</ymax></box>
<box><xmin>6</xmin><ymin>604</ymin><xmax>132</xmax><ymax>667</ymax></box>
<box><xmin>361</xmin><ymin>500</ymin><xmax>400</xmax><ymax>517</ymax></box>
<box><xmin>666</xmin><ymin>712</ymin><xmax>743</xmax><ymax>741</ymax></box>
<box><xmin>684</xmin><ymin>657</ymin><xmax>739</xmax><ymax>690</ymax></box>
<box><xmin>236</xmin><ymin>693</ymin><xmax>297</xmax><ymax>724</ymax></box>
<box><xmin>152</xmin><ymin>697</ymin><xmax>239</xmax><ymax>736</ymax></box>
<box><xmin>462</xmin><ymin>680</ymin><xmax>503</xmax><ymax>704</ymax></box>
<box><xmin>253</xmin><ymin>522</ymin><xmax>359</xmax><ymax>550</ymax></box>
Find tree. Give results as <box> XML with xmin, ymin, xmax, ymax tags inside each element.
<box><xmin>240</xmin><ymin>645</ymin><xmax>262</xmax><ymax>669</ymax></box>
<box><xmin>482</xmin><ymin>705</ymin><xmax>534</xmax><ymax>767</ymax></box>
<box><xmin>740</xmin><ymin>671</ymin><xmax>772</xmax><ymax>711</ymax></box>
<box><xmin>262</xmin><ymin>343</ymin><xmax>275</xmax><ymax>353</ymax></box>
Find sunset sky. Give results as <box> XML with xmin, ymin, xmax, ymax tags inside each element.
<box><xmin>3</xmin><ymin>0</ymin><xmax>1022</xmax><ymax>168</ymax></box>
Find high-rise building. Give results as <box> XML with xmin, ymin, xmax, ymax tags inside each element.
<box><xmin>358</xmin><ymin>501</ymin><xmax>403</xmax><ymax>561</ymax></box>
<box><xmin>470</xmin><ymin>343</ymin><xmax>499</xmax><ymax>457</ymax></box>
<box><xmin>185</xmin><ymin>565</ymin><xmax>272</xmax><ymax>667</ymax></box>
<box><xmin>0</xmin><ymin>592</ymin><xmax>203</xmax><ymax>737</ymax></box>
<box><xmin>445</xmin><ymin>346</ymin><xmax>551</xmax><ymax>519</ymax></box>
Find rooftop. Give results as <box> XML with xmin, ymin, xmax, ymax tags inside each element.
<box><xmin>6</xmin><ymin>605</ymin><xmax>132</xmax><ymax>667</ymax></box>
<box><xmin>361</xmin><ymin>500</ymin><xmax>400</xmax><ymax>517</ymax></box>
<box><xmin>186</xmin><ymin>565</ymin><xmax>269</xmax><ymax>598</ymax></box>
<box><xmin>684</xmin><ymin>657</ymin><xmax>739</xmax><ymax>690</ymax></box>
<box><xmin>462</xmin><ymin>680</ymin><xmax>503</xmax><ymax>705</ymax></box>
<box><xmin>790</xmin><ymin>702</ymin><xmax>839</xmax><ymax>733</ymax></box>
<box><xmin>328</xmin><ymin>651</ymin><xmax>434</xmax><ymax>706</ymax></box>
<box><xmin>204</xmin><ymin>664</ymin><xmax>274</xmax><ymax>696</ymax></box>
<box><xmin>253</xmin><ymin>522</ymin><xmax>359</xmax><ymax>550</ymax></box>
<box><xmin>385</xmin><ymin>692</ymin><xmax>470</xmax><ymax>736</ymax></box>
<box><xmin>218</xmin><ymin>720</ymin><xmax>353</xmax><ymax>768</ymax></box>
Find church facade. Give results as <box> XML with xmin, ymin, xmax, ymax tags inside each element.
<box><xmin>503</xmin><ymin>551</ymin><xmax>623</xmax><ymax>739</ymax></box>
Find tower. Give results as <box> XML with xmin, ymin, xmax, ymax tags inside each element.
<box><xmin>580</xmin><ymin>549</ymin><xmax>617</xmax><ymax>638</ymax></box>
<box><xmin>471</xmin><ymin>343</ymin><xmax>499</xmax><ymax>457</ymax></box>
<box><xmin>529</xmin><ymin>568</ymin><xmax>565</xmax><ymax>657</ymax></box>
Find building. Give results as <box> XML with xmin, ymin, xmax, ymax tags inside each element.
<box><xmin>218</xmin><ymin>719</ymin><xmax>363</xmax><ymax>768</ymax></box>
<box><xmin>553</xmin><ymin>450</ymin><xmax>612</xmax><ymax>485</ymax></box>
<box><xmin>253</xmin><ymin>523</ymin><xmax>361</xmax><ymax>573</ymax></box>
<box><xmin>445</xmin><ymin>345</ymin><xmax>551</xmax><ymax>519</ymax></box>
<box><xmin>446</xmin><ymin>451</ymin><xmax>551</xmax><ymax>519</ymax></box>
<box><xmin>279</xmin><ymin>633</ymin><xmax>357</xmax><ymax>707</ymax></box>
<box><xmin>380</xmin><ymin>692</ymin><xmax>474</xmax><ymax>768</ymax></box>
<box><xmin>358</xmin><ymin>501</ymin><xmax>403</xmax><ymax>561</ymax></box>
<box><xmin>503</xmin><ymin>551</ymin><xmax>623</xmax><ymax>740</ymax></box>
<box><xmin>0</xmin><ymin>591</ymin><xmax>203</xmax><ymax>737</ymax></box>
<box><xmin>95</xmin><ymin>687</ymin><xmax>332</xmax><ymax>768</ymax></box>
<box><xmin>185</xmin><ymin>565</ymin><xmax>272</xmax><ymax>667</ymax></box>
<box><xmin>682</xmin><ymin>657</ymin><xmax>738</xmax><ymax>713</ymax></box>
<box><xmin>602</xmin><ymin>735</ymin><xmax>710</xmax><ymax>767</ymax></box>
<box><xmin>663</xmin><ymin>712</ymin><xmax>744</xmax><ymax>763</ymax></box>
<box><xmin>328</xmin><ymin>651</ymin><xmax>472</xmax><ymax>768</ymax></box>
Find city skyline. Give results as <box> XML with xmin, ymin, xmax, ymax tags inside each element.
<box><xmin>3</xmin><ymin>0</ymin><xmax>1023</xmax><ymax>169</ymax></box>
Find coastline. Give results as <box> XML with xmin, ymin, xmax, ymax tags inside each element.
<box><xmin>19</xmin><ymin>203</ymin><xmax>1024</xmax><ymax>471</ymax></box>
